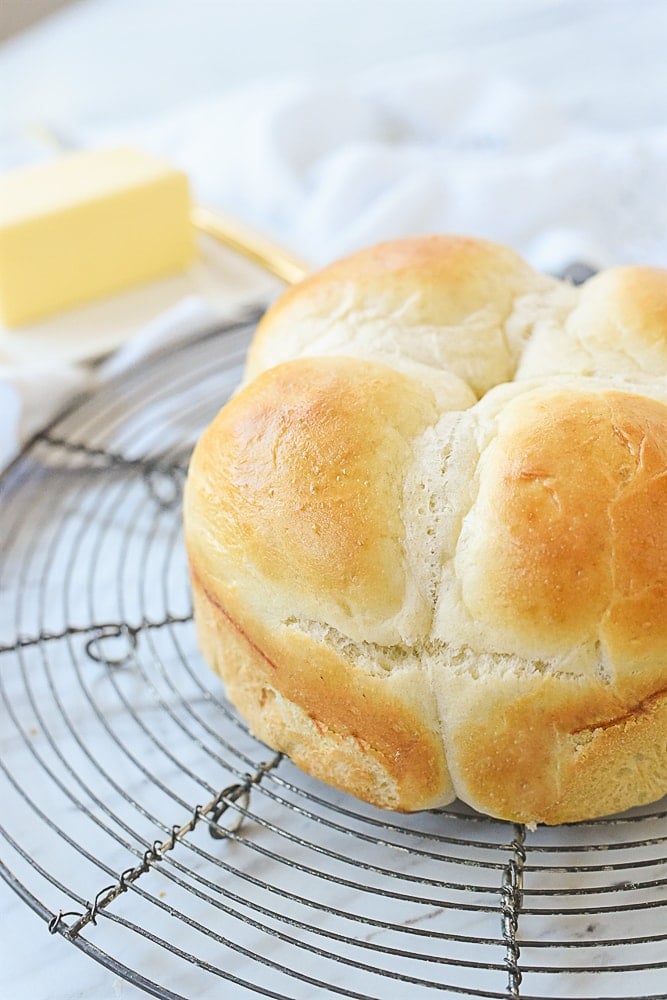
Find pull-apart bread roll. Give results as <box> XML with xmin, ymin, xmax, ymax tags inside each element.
<box><xmin>184</xmin><ymin>236</ymin><xmax>667</xmax><ymax>825</ymax></box>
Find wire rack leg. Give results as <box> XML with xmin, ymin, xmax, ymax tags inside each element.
<box><xmin>48</xmin><ymin>753</ymin><xmax>282</xmax><ymax>940</ymax></box>
<box><xmin>500</xmin><ymin>823</ymin><xmax>526</xmax><ymax>997</ymax></box>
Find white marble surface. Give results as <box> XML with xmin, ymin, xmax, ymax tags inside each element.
<box><xmin>2</xmin><ymin>3</ymin><xmax>667</xmax><ymax>999</ymax></box>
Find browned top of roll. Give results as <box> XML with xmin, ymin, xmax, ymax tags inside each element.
<box><xmin>184</xmin><ymin>235</ymin><xmax>667</xmax><ymax>823</ymax></box>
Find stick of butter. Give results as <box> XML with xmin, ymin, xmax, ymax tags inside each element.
<box><xmin>0</xmin><ymin>147</ymin><xmax>195</xmax><ymax>327</ymax></box>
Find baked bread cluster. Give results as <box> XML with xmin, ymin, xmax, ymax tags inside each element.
<box><xmin>183</xmin><ymin>236</ymin><xmax>667</xmax><ymax>825</ymax></box>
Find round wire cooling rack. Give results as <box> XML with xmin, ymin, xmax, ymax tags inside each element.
<box><xmin>1</xmin><ymin>312</ymin><xmax>667</xmax><ymax>1000</ymax></box>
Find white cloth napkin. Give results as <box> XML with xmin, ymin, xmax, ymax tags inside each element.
<box><xmin>4</xmin><ymin>62</ymin><xmax>667</xmax><ymax>471</ymax></box>
<box><xmin>0</xmin><ymin>298</ymin><xmax>224</xmax><ymax>470</ymax></box>
<box><xmin>0</xmin><ymin>363</ymin><xmax>90</xmax><ymax>470</ymax></box>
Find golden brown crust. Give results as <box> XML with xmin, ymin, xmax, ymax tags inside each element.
<box><xmin>252</xmin><ymin>235</ymin><xmax>531</xmax><ymax>343</ymax></box>
<box><xmin>190</xmin><ymin>572</ymin><xmax>454</xmax><ymax>811</ymax></box>
<box><xmin>247</xmin><ymin>234</ymin><xmax>554</xmax><ymax>397</ymax></box>
<box><xmin>186</xmin><ymin>355</ymin><xmax>439</xmax><ymax>644</ymax></box>
<box><xmin>439</xmin><ymin>669</ymin><xmax>667</xmax><ymax>824</ymax></box>
<box><xmin>569</xmin><ymin>265</ymin><xmax>667</xmax><ymax>355</ymax></box>
<box><xmin>459</xmin><ymin>388</ymin><xmax>667</xmax><ymax>676</ymax></box>
<box><xmin>184</xmin><ymin>235</ymin><xmax>667</xmax><ymax>824</ymax></box>
<box><xmin>517</xmin><ymin>264</ymin><xmax>667</xmax><ymax>380</ymax></box>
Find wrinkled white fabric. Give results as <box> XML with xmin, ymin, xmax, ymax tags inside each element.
<box><xmin>0</xmin><ymin>364</ymin><xmax>90</xmax><ymax>470</ymax></box>
<box><xmin>4</xmin><ymin>63</ymin><xmax>667</xmax><ymax>469</ymax></box>
<box><xmin>100</xmin><ymin>65</ymin><xmax>667</xmax><ymax>270</ymax></box>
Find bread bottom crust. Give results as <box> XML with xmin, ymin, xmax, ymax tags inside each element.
<box><xmin>191</xmin><ymin>575</ymin><xmax>454</xmax><ymax>812</ymax></box>
<box><xmin>191</xmin><ymin>575</ymin><xmax>667</xmax><ymax>823</ymax></box>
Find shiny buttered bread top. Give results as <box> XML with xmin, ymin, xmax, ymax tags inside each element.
<box><xmin>183</xmin><ymin>236</ymin><xmax>667</xmax><ymax>825</ymax></box>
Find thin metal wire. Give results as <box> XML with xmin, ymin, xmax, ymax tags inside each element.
<box><xmin>1</xmin><ymin>315</ymin><xmax>666</xmax><ymax>1000</ymax></box>
<box><xmin>501</xmin><ymin>826</ymin><xmax>526</xmax><ymax>996</ymax></box>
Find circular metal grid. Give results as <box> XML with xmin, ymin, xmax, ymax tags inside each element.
<box><xmin>0</xmin><ymin>315</ymin><xmax>666</xmax><ymax>1000</ymax></box>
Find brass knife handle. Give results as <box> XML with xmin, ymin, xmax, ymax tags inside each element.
<box><xmin>191</xmin><ymin>205</ymin><xmax>309</xmax><ymax>286</ymax></box>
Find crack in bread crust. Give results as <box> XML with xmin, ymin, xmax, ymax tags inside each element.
<box><xmin>190</xmin><ymin>571</ymin><xmax>454</xmax><ymax>812</ymax></box>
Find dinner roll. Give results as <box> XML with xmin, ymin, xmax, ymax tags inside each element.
<box><xmin>184</xmin><ymin>235</ymin><xmax>667</xmax><ymax>824</ymax></box>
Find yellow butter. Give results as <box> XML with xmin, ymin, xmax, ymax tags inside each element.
<box><xmin>0</xmin><ymin>147</ymin><xmax>195</xmax><ymax>327</ymax></box>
